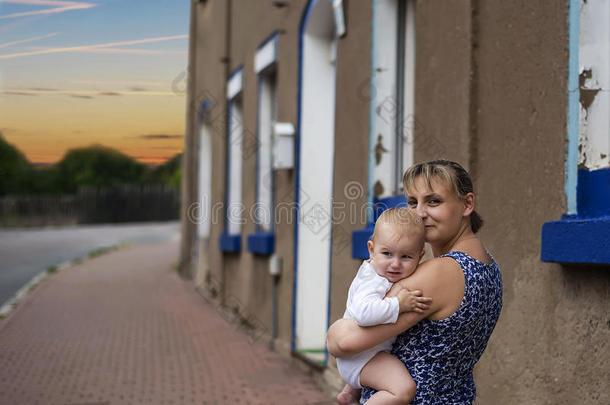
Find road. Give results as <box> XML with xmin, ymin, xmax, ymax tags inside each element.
<box><xmin>0</xmin><ymin>221</ymin><xmax>180</xmax><ymax>307</ymax></box>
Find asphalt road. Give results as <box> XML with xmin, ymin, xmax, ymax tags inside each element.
<box><xmin>0</xmin><ymin>221</ymin><xmax>180</xmax><ymax>307</ymax></box>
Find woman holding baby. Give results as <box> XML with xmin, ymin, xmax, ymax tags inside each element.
<box><xmin>327</xmin><ymin>160</ymin><xmax>503</xmax><ymax>404</ymax></box>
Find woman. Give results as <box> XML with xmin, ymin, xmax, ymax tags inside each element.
<box><xmin>327</xmin><ymin>160</ymin><xmax>503</xmax><ymax>404</ymax></box>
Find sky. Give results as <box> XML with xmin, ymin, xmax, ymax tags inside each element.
<box><xmin>0</xmin><ymin>0</ymin><xmax>190</xmax><ymax>165</ymax></box>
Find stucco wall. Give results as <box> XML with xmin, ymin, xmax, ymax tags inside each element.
<box><xmin>190</xmin><ymin>0</ymin><xmax>229</xmax><ymax>303</ymax></box>
<box><xmin>415</xmin><ymin>1</ymin><xmax>609</xmax><ymax>403</ymax></box>
<box><xmin>190</xmin><ymin>0</ymin><xmax>310</xmax><ymax>355</ymax></box>
<box><xmin>414</xmin><ymin>0</ymin><xmax>473</xmax><ymax>167</ymax></box>
<box><xmin>473</xmin><ymin>1</ymin><xmax>609</xmax><ymax>403</ymax></box>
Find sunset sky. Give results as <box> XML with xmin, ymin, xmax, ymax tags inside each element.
<box><xmin>0</xmin><ymin>0</ymin><xmax>189</xmax><ymax>164</ymax></box>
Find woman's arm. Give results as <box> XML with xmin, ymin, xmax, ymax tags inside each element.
<box><xmin>326</xmin><ymin>310</ymin><xmax>427</xmax><ymax>358</ymax></box>
<box><xmin>327</xmin><ymin>259</ymin><xmax>451</xmax><ymax>357</ymax></box>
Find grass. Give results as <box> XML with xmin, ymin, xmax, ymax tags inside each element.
<box><xmin>46</xmin><ymin>265</ymin><xmax>58</xmax><ymax>274</ymax></box>
<box><xmin>87</xmin><ymin>246</ymin><xmax>113</xmax><ymax>259</ymax></box>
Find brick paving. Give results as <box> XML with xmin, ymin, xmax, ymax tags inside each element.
<box><xmin>0</xmin><ymin>240</ymin><xmax>334</xmax><ymax>405</ymax></box>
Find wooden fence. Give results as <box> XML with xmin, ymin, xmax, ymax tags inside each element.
<box><xmin>0</xmin><ymin>185</ymin><xmax>180</xmax><ymax>228</ymax></box>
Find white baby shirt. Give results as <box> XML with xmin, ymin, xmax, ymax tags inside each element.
<box><xmin>336</xmin><ymin>260</ymin><xmax>400</xmax><ymax>388</ymax></box>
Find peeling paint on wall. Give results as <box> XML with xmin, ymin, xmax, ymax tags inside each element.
<box><xmin>578</xmin><ymin>68</ymin><xmax>600</xmax><ymax>113</ymax></box>
<box><xmin>374</xmin><ymin>134</ymin><xmax>389</xmax><ymax>166</ymax></box>
<box><xmin>578</xmin><ymin>0</ymin><xmax>610</xmax><ymax>170</ymax></box>
<box><xmin>373</xmin><ymin>180</ymin><xmax>384</xmax><ymax>198</ymax></box>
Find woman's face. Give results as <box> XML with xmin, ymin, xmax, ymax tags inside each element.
<box><xmin>406</xmin><ymin>175</ymin><xmax>471</xmax><ymax>245</ymax></box>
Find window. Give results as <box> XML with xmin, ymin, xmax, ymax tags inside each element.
<box><xmin>541</xmin><ymin>0</ymin><xmax>610</xmax><ymax>264</ymax></box>
<box><xmin>370</xmin><ymin>0</ymin><xmax>415</xmax><ymax>199</ymax></box>
<box><xmin>353</xmin><ymin>0</ymin><xmax>416</xmax><ymax>259</ymax></box>
<box><xmin>219</xmin><ymin>68</ymin><xmax>244</xmax><ymax>252</ymax></box>
<box><xmin>247</xmin><ymin>33</ymin><xmax>279</xmax><ymax>255</ymax></box>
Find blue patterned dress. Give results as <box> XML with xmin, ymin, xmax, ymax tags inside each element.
<box><xmin>360</xmin><ymin>251</ymin><xmax>503</xmax><ymax>404</ymax></box>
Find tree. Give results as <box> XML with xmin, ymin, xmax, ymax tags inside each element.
<box><xmin>55</xmin><ymin>145</ymin><xmax>147</xmax><ymax>193</ymax></box>
<box><xmin>0</xmin><ymin>133</ymin><xmax>30</xmax><ymax>196</ymax></box>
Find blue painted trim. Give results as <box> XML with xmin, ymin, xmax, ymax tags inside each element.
<box><xmin>541</xmin><ymin>168</ymin><xmax>610</xmax><ymax>264</ymax></box>
<box><xmin>351</xmin><ymin>194</ymin><xmax>407</xmax><ymax>259</ymax></box>
<box><xmin>367</xmin><ymin>0</ymin><xmax>377</xmax><ymax>223</ymax></box>
<box><xmin>258</xmin><ymin>31</ymin><xmax>279</xmax><ymax>51</ymax></box>
<box><xmin>541</xmin><ymin>216</ymin><xmax>610</xmax><ymax>264</ymax></box>
<box><xmin>292</xmin><ymin>0</ymin><xmax>314</xmax><ymax>353</ymax></box>
<box><xmin>374</xmin><ymin>194</ymin><xmax>407</xmax><ymax>219</ymax></box>
<box><xmin>293</xmin><ymin>0</ymin><xmax>326</xmax><ymax>354</ymax></box>
<box><xmin>228</xmin><ymin>65</ymin><xmax>244</xmax><ymax>82</ymax></box>
<box><xmin>198</xmin><ymin>99</ymin><xmax>211</xmax><ymax>124</ymax></box>
<box><xmin>255</xmin><ymin>75</ymin><xmax>263</xmax><ymax>233</ymax></box>
<box><xmin>247</xmin><ymin>231</ymin><xmax>275</xmax><ymax>255</ymax></box>
<box><xmin>577</xmin><ymin>167</ymin><xmax>610</xmax><ymax>218</ymax></box>
<box><xmin>219</xmin><ymin>232</ymin><xmax>241</xmax><ymax>252</ymax></box>
<box><xmin>565</xmin><ymin>0</ymin><xmax>579</xmax><ymax>215</ymax></box>
<box><xmin>255</xmin><ymin>60</ymin><xmax>278</xmax><ymax>233</ymax></box>
<box><xmin>222</xmin><ymin>100</ymin><xmax>234</xmax><ymax>243</ymax></box>
<box><xmin>352</xmin><ymin>225</ymin><xmax>374</xmax><ymax>259</ymax></box>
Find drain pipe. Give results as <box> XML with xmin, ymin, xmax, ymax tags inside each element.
<box><xmin>269</xmin><ymin>254</ymin><xmax>282</xmax><ymax>349</ymax></box>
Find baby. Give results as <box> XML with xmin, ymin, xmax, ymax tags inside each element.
<box><xmin>336</xmin><ymin>207</ymin><xmax>429</xmax><ymax>405</ymax></box>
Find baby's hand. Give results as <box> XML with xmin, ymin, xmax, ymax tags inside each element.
<box><xmin>397</xmin><ymin>288</ymin><xmax>432</xmax><ymax>313</ymax></box>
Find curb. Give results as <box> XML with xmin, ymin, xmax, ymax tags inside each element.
<box><xmin>0</xmin><ymin>244</ymin><xmax>121</xmax><ymax>319</ymax></box>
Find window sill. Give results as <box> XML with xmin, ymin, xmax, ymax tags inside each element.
<box><xmin>351</xmin><ymin>194</ymin><xmax>407</xmax><ymax>259</ymax></box>
<box><xmin>541</xmin><ymin>168</ymin><xmax>610</xmax><ymax>265</ymax></box>
<box><xmin>246</xmin><ymin>231</ymin><xmax>275</xmax><ymax>256</ymax></box>
<box><xmin>219</xmin><ymin>232</ymin><xmax>241</xmax><ymax>253</ymax></box>
<box><xmin>541</xmin><ymin>215</ymin><xmax>610</xmax><ymax>264</ymax></box>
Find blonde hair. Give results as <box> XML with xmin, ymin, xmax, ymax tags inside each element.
<box><xmin>371</xmin><ymin>207</ymin><xmax>424</xmax><ymax>248</ymax></box>
<box><xmin>402</xmin><ymin>160</ymin><xmax>484</xmax><ymax>233</ymax></box>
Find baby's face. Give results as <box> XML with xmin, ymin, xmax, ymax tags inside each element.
<box><xmin>367</xmin><ymin>222</ymin><xmax>423</xmax><ymax>283</ymax></box>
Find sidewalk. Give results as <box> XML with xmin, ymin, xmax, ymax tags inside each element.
<box><xmin>0</xmin><ymin>240</ymin><xmax>335</xmax><ymax>405</ymax></box>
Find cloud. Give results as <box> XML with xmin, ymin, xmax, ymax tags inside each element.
<box><xmin>133</xmin><ymin>134</ymin><xmax>183</xmax><ymax>140</ymax></box>
<box><xmin>0</xmin><ymin>34</ymin><xmax>188</xmax><ymax>59</ymax></box>
<box><xmin>130</xmin><ymin>155</ymin><xmax>178</xmax><ymax>163</ymax></box>
<box><xmin>0</xmin><ymin>32</ymin><xmax>59</xmax><ymax>49</ymax></box>
<box><xmin>0</xmin><ymin>1</ymin><xmax>98</xmax><ymax>20</ymax></box>
<box><xmin>1</xmin><ymin>88</ymin><xmax>182</xmax><ymax>97</ymax></box>
<box><xmin>64</xmin><ymin>47</ymin><xmax>187</xmax><ymax>55</ymax></box>
<box><xmin>71</xmin><ymin>79</ymin><xmax>167</xmax><ymax>87</ymax></box>
<box><xmin>3</xmin><ymin>90</ymin><xmax>38</xmax><ymax>96</ymax></box>
<box><xmin>28</xmin><ymin>87</ymin><xmax>58</xmax><ymax>91</ymax></box>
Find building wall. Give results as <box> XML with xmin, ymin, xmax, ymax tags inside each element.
<box><xmin>188</xmin><ymin>0</ymin><xmax>310</xmax><ymax>355</ymax></box>
<box><xmin>415</xmin><ymin>0</ymin><xmax>473</xmax><ymax>167</ymax></box>
<box><xmin>472</xmin><ymin>1</ymin><xmax>609</xmax><ymax>403</ymax></box>
<box><xmin>414</xmin><ymin>1</ymin><xmax>609</xmax><ymax>403</ymax></box>
<box><xmin>184</xmin><ymin>0</ymin><xmax>609</xmax><ymax>403</ymax></box>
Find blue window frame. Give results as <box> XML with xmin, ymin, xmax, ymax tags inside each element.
<box><xmin>540</xmin><ymin>0</ymin><xmax>610</xmax><ymax>265</ymax></box>
<box><xmin>219</xmin><ymin>67</ymin><xmax>244</xmax><ymax>253</ymax></box>
<box><xmin>247</xmin><ymin>33</ymin><xmax>279</xmax><ymax>256</ymax></box>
